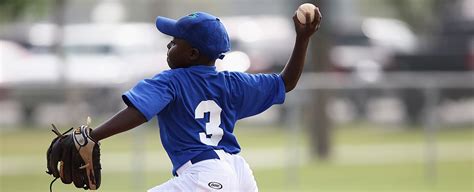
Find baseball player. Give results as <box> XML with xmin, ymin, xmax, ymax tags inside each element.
<box><xmin>47</xmin><ymin>8</ymin><xmax>321</xmax><ymax>192</ymax></box>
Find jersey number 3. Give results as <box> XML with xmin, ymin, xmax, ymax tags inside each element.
<box><xmin>195</xmin><ymin>100</ymin><xmax>223</xmax><ymax>146</ymax></box>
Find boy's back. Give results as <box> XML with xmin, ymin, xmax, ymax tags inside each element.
<box><xmin>124</xmin><ymin>65</ymin><xmax>285</xmax><ymax>175</ymax></box>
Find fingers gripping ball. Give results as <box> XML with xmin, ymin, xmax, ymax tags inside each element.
<box><xmin>296</xmin><ymin>3</ymin><xmax>317</xmax><ymax>24</ymax></box>
<box><xmin>46</xmin><ymin>120</ymin><xmax>101</xmax><ymax>191</ymax></box>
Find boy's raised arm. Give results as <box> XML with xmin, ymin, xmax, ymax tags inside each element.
<box><xmin>280</xmin><ymin>7</ymin><xmax>322</xmax><ymax>92</ymax></box>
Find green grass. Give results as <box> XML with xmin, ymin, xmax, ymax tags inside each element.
<box><xmin>2</xmin><ymin>161</ymin><xmax>472</xmax><ymax>192</ymax></box>
<box><xmin>256</xmin><ymin>161</ymin><xmax>473</xmax><ymax>192</ymax></box>
<box><xmin>332</xmin><ymin>123</ymin><xmax>474</xmax><ymax>145</ymax></box>
<box><xmin>1</xmin><ymin>124</ymin><xmax>473</xmax><ymax>192</ymax></box>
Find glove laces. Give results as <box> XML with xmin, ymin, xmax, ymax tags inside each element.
<box><xmin>49</xmin><ymin>177</ymin><xmax>58</xmax><ymax>192</ymax></box>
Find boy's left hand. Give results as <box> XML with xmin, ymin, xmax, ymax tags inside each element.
<box><xmin>46</xmin><ymin>124</ymin><xmax>102</xmax><ymax>190</ymax></box>
<box><xmin>293</xmin><ymin>6</ymin><xmax>322</xmax><ymax>39</ymax></box>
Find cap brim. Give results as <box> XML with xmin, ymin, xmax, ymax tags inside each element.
<box><xmin>155</xmin><ymin>16</ymin><xmax>180</xmax><ymax>37</ymax></box>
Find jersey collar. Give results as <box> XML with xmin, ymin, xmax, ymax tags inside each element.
<box><xmin>188</xmin><ymin>65</ymin><xmax>217</xmax><ymax>72</ymax></box>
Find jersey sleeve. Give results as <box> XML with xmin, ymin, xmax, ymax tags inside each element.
<box><xmin>233</xmin><ymin>73</ymin><xmax>286</xmax><ymax>119</ymax></box>
<box><xmin>122</xmin><ymin>71</ymin><xmax>175</xmax><ymax>121</ymax></box>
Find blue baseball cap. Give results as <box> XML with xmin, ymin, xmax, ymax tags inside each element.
<box><xmin>156</xmin><ymin>12</ymin><xmax>231</xmax><ymax>60</ymax></box>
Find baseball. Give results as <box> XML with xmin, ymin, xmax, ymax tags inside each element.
<box><xmin>296</xmin><ymin>3</ymin><xmax>317</xmax><ymax>24</ymax></box>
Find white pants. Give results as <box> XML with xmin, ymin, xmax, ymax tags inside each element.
<box><xmin>148</xmin><ymin>150</ymin><xmax>258</xmax><ymax>192</ymax></box>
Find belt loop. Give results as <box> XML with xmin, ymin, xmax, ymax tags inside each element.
<box><xmin>176</xmin><ymin>161</ymin><xmax>192</xmax><ymax>176</ymax></box>
<box><xmin>214</xmin><ymin>149</ymin><xmax>225</xmax><ymax>159</ymax></box>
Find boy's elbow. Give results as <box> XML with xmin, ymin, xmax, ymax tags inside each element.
<box><xmin>281</xmin><ymin>75</ymin><xmax>296</xmax><ymax>93</ymax></box>
<box><xmin>284</xmin><ymin>82</ymin><xmax>296</xmax><ymax>93</ymax></box>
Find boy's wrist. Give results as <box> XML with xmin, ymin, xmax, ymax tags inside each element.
<box><xmin>295</xmin><ymin>35</ymin><xmax>311</xmax><ymax>45</ymax></box>
<box><xmin>89</xmin><ymin>130</ymin><xmax>100</xmax><ymax>142</ymax></box>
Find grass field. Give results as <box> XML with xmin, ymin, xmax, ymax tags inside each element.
<box><xmin>1</xmin><ymin>123</ymin><xmax>473</xmax><ymax>192</ymax></box>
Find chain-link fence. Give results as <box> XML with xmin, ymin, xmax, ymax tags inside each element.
<box><xmin>282</xmin><ymin>71</ymin><xmax>474</xmax><ymax>188</ymax></box>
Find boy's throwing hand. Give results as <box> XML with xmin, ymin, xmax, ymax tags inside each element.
<box><xmin>293</xmin><ymin>6</ymin><xmax>322</xmax><ymax>39</ymax></box>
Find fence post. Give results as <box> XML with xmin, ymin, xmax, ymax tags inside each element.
<box><xmin>286</xmin><ymin>91</ymin><xmax>304</xmax><ymax>191</ymax></box>
<box><xmin>132</xmin><ymin>127</ymin><xmax>146</xmax><ymax>190</ymax></box>
<box><xmin>423</xmin><ymin>83</ymin><xmax>440</xmax><ymax>185</ymax></box>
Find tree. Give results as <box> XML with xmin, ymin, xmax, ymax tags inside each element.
<box><xmin>387</xmin><ymin>0</ymin><xmax>451</xmax><ymax>33</ymax></box>
<box><xmin>0</xmin><ymin>0</ymin><xmax>52</xmax><ymax>22</ymax></box>
<box><xmin>296</xmin><ymin>0</ymin><xmax>333</xmax><ymax>160</ymax></box>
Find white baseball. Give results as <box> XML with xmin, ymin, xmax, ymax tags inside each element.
<box><xmin>296</xmin><ymin>3</ymin><xmax>316</xmax><ymax>24</ymax></box>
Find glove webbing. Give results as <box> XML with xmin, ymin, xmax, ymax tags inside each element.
<box><xmin>47</xmin><ymin>124</ymin><xmax>73</xmax><ymax>192</ymax></box>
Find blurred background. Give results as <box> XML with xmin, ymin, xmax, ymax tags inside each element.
<box><xmin>0</xmin><ymin>0</ymin><xmax>473</xmax><ymax>191</ymax></box>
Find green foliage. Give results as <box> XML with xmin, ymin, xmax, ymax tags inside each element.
<box><xmin>0</xmin><ymin>0</ymin><xmax>52</xmax><ymax>22</ymax></box>
<box><xmin>358</xmin><ymin>0</ymin><xmax>453</xmax><ymax>33</ymax></box>
<box><xmin>386</xmin><ymin>0</ymin><xmax>445</xmax><ymax>32</ymax></box>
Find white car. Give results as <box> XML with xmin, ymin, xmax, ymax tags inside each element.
<box><xmin>27</xmin><ymin>22</ymin><xmax>170</xmax><ymax>85</ymax></box>
<box><xmin>0</xmin><ymin>40</ymin><xmax>60</xmax><ymax>84</ymax></box>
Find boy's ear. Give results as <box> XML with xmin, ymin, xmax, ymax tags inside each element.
<box><xmin>190</xmin><ymin>48</ymin><xmax>200</xmax><ymax>61</ymax></box>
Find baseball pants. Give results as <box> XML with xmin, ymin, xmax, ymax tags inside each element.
<box><xmin>147</xmin><ymin>150</ymin><xmax>258</xmax><ymax>192</ymax></box>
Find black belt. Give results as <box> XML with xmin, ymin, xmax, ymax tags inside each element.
<box><xmin>191</xmin><ymin>150</ymin><xmax>220</xmax><ymax>164</ymax></box>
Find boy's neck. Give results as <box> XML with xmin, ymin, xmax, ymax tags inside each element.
<box><xmin>191</xmin><ymin>57</ymin><xmax>216</xmax><ymax>67</ymax></box>
<box><xmin>177</xmin><ymin>62</ymin><xmax>215</xmax><ymax>69</ymax></box>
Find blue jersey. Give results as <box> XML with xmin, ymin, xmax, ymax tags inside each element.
<box><xmin>122</xmin><ymin>65</ymin><xmax>285</xmax><ymax>175</ymax></box>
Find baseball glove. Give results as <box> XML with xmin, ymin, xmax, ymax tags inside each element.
<box><xmin>46</xmin><ymin>118</ymin><xmax>101</xmax><ymax>191</ymax></box>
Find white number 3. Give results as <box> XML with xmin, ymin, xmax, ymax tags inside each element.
<box><xmin>195</xmin><ymin>100</ymin><xmax>223</xmax><ymax>146</ymax></box>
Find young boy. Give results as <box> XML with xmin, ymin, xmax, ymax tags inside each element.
<box><xmin>91</xmin><ymin>9</ymin><xmax>321</xmax><ymax>192</ymax></box>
